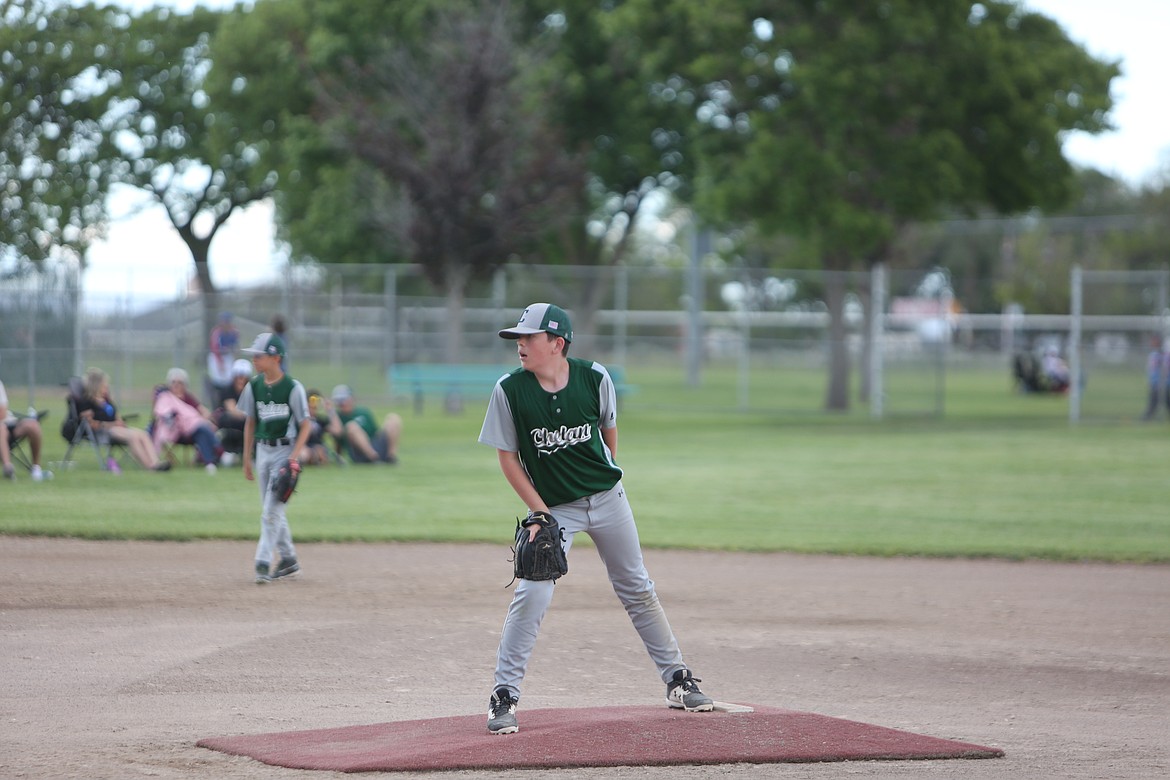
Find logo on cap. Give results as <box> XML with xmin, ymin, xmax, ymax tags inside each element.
<box><xmin>243</xmin><ymin>332</ymin><xmax>286</xmax><ymax>357</ymax></box>
<box><xmin>498</xmin><ymin>303</ymin><xmax>573</xmax><ymax>342</ymax></box>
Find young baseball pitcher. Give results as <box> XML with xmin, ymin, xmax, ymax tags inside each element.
<box><xmin>478</xmin><ymin>303</ymin><xmax>714</xmax><ymax>735</ymax></box>
<box><xmin>239</xmin><ymin>332</ymin><xmax>312</xmax><ymax>584</ymax></box>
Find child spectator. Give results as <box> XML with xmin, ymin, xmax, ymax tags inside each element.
<box><xmin>328</xmin><ymin>385</ymin><xmax>402</xmax><ymax>464</ymax></box>
<box><xmin>212</xmin><ymin>359</ymin><xmax>254</xmax><ymax>459</ymax></box>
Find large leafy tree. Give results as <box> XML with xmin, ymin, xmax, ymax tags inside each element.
<box><xmin>218</xmin><ymin>0</ymin><xmax>714</xmax><ymax>352</ymax></box>
<box><xmin>2</xmin><ymin>0</ymin><xmax>284</xmax><ymax>338</ymax></box>
<box><xmin>205</xmin><ymin>0</ymin><xmax>377</xmax><ymax>268</ymax></box>
<box><xmin>508</xmin><ymin>1</ymin><xmax>704</xmax><ymax>336</ymax></box>
<box><xmin>659</xmin><ymin>0</ymin><xmax>1118</xmax><ymax>409</ymax></box>
<box><xmin>317</xmin><ymin>2</ymin><xmax>583</xmax><ymax>362</ymax></box>
<box><xmin>215</xmin><ymin>0</ymin><xmax>585</xmax><ymax>362</ymax></box>
<box><xmin>0</xmin><ymin>0</ymin><xmax>119</xmax><ymax>275</ymax></box>
<box><xmin>97</xmin><ymin>4</ymin><xmax>281</xmax><ymax>330</ymax></box>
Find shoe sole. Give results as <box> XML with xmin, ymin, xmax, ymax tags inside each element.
<box><xmin>488</xmin><ymin>724</ymin><xmax>518</xmax><ymax>735</ymax></box>
<box><xmin>255</xmin><ymin>576</ymin><xmax>272</xmax><ymax>585</ymax></box>
<box><xmin>667</xmin><ymin>700</ymin><xmax>715</xmax><ymax>712</ymax></box>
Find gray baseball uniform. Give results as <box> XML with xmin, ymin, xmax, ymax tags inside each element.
<box><xmin>478</xmin><ymin>357</ymin><xmax>687</xmax><ymax>700</ymax></box>
<box><xmin>238</xmin><ymin>374</ymin><xmax>309</xmax><ymax>566</ymax></box>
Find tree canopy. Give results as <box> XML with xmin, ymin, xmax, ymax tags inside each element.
<box><xmin>646</xmin><ymin>0</ymin><xmax>1118</xmax><ymax>407</ymax></box>
<box><xmin>103</xmin><ymin>3</ymin><xmax>281</xmax><ymax>322</ymax></box>
<box><xmin>0</xmin><ymin>0</ymin><xmax>120</xmax><ymax>274</ymax></box>
<box><xmin>1</xmin><ymin>0</ymin><xmax>1137</xmax><ymax>400</ymax></box>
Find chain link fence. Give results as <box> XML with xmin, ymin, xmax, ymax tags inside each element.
<box><xmin>2</xmin><ymin>261</ymin><xmax>1165</xmax><ymax>421</ymax></box>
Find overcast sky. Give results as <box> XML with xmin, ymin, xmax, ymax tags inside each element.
<box><xmin>83</xmin><ymin>0</ymin><xmax>1170</xmax><ymax>308</ymax></box>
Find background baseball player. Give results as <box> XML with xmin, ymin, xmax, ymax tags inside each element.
<box><xmin>238</xmin><ymin>332</ymin><xmax>311</xmax><ymax>584</ymax></box>
<box><xmin>478</xmin><ymin>302</ymin><xmax>713</xmax><ymax>735</ymax></box>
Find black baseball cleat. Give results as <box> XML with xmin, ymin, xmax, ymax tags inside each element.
<box><xmin>487</xmin><ymin>687</ymin><xmax>519</xmax><ymax>735</ymax></box>
<box><xmin>254</xmin><ymin>561</ymin><xmax>272</xmax><ymax>584</ymax></box>
<box><xmin>272</xmin><ymin>556</ymin><xmax>300</xmax><ymax>579</ymax></box>
<box><xmin>666</xmin><ymin>669</ymin><xmax>714</xmax><ymax>712</ymax></box>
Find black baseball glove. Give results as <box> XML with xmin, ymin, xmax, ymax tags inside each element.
<box><xmin>271</xmin><ymin>459</ymin><xmax>301</xmax><ymax>503</ymax></box>
<box><xmin>511</xmin><ymin>510</ymin><xmax>568</xmax><ymax>584</ymax></box>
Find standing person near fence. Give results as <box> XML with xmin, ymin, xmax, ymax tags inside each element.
<box><xmin>270</xmin><ymin>314</ymin><xmax>289</xmax><ymax>373</ymax></box>
<box><xmin>238</xmin><ymin>332</ymin><xmax>312</xmax><ymax>584</ymax></box>
<box><xmin>1142</xmin><ymin>335</ymin><xmax>1170</xmax><ymax>420</ymax></box>
<box><xmin>207</xmin><ymin>312</ymin><xmax>240</xmax><ymax>406</ymax></box>
<box><xmin>477</xmin><ymin>302</ymin><xmax>714</xmax><ymax>735</ymax></box>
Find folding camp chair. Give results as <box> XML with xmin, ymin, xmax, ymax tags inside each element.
<box><xmin>59</xmin><ymin>377</ymin><xmax>133</xmax><ymax>471</ymax></box>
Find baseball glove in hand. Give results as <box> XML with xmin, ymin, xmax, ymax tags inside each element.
<box><xmin>512</xmin><ymin>510</ymin><xmax>568</xmax><ymax>583</ymax></box>
<box><xmin>271</xmin><ymin>459</ymin><xmax>301</xmax><ymax>503</ymax></box>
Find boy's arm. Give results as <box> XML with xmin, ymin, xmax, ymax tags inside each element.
<box><xmin>602</xmin><ymin>426</ymin><xmax>618</xmax><ymax>457</ymax></box>
<box><xmin>243</xmin><ymin>415</ymin><xmax>256</xmax><ymax>479</ymax></box>
<box><xmin>496</xmin><ymin>449</ymin><xmax>546</xmax><ymax>511</ymax></box>
<box><xmin>292</xmin><ymin>415</ymin><xmax>313</xmax><ymax>461</ymax></box>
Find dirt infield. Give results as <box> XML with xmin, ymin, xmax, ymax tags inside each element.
<box><xmin>3</xmin><ymin>537</ymin><xmax>1168</xmax><ymax>779</ymax></box>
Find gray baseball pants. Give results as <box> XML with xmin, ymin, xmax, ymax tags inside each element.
<box><xmin>253</xmin><ymin>441</ymin><xmax>297</xmax><ymax>565</ymax></box>
<box><xmin>493</xmin><ymin>481</ymin><xmax>686</xmax><ymax>700</ymax></box>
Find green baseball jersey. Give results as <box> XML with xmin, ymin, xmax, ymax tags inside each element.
<box><xmin>478</xmin><ymin>357</ymin><xmax>622</xmax><ymax>507</ymax></box>
<box><xmin>337</xmin><ymin>405</ymin><xmax>378</xmax><ymax>438</ymax></box>
<box><xmin>238</xmin><ymin>374</ymin><xmax>309</xmax><ymax>440</ymax></box>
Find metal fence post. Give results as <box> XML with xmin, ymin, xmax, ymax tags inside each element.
<box><xmin>686</xmin><ymin>228</ymin><xmax>709</xmax><ymax>387</ymax></box>
<box><xmin>614</xmin><ymin>264</ymin><xmax>628</xmax><ymax>370</ymax></box>
<box><xmin>1069</xmin><ymin>264</ymin><xmax>1082</xmax><ymax>424</ymax></box>
<box><xmin>869</xmin><ymin>263</ymin><xmax>886</xmax><ymax>420</ymax></box>
<box><xmin>384</xmin><ymin>266</ymin><xmax>397</xmax><ymax>371</ymax></box>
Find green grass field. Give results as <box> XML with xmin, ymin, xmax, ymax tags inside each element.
<box><xmin>3</xmin><ymin>359</ymin><xmax>1166</xmax><ymax>563</ymax></box>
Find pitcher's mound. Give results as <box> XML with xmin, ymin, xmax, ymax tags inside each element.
<box><xmin>197</xmin><ymin>703</ymin><xmax>1003</xmax><ymax>772</ymax></box>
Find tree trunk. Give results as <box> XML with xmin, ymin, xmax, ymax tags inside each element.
<box><xmin>858</xmin><ymin>280</ymin><xmax>871</xmax><ymax>404</ymax></box>
<box><xmin>859</xmin><ymin>244</ymin><xmax>895</xmax><ymax>404</ymax></box>
<box><xmin>824</xmin><ymin>268</ymin><xmax>850</xmax><ymax>412</ymax></box>
<box><xmin>177</xmin><ymin>220</ymin><xmax>217</xmax><ymax>361</ymax></box>
<box><xmin>443</xmin><ymin>266</ymin><xmax>469</xmax><ymax>365</ymax></box>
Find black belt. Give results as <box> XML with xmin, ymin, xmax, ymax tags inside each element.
<box><xmin>259</xmin><ymin>437</ymin><xmax>291</xmax><ymax>446</ymax></box>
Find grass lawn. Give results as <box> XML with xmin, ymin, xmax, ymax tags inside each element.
<box><xmin>3</xmin><ymin>359</ymin><xmax>1166</xmax><ymax>563</ymax></box>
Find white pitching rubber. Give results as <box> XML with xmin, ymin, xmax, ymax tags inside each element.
<box><xmin>711</xmin><ymin>702</ymin><xmax>755</xmax><ymax>713</ymax></box>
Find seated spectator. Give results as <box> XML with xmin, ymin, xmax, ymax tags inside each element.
<box><xmin>1</xmin><ymin>375</ymin><xmax>51</xmax><ymax>481</ymax></box>
<box><xmin>1041</xmin><ymin>348</ymin><xmax>1071</xmax><ymax>392</ymax></box>
<box><xmin>153</xmin><ymin>367</ymin><xmax>223</xmax><ymax>473</ymax></box>
<box><xmin>211</xmin><ymin>359</ymin><xmax>253</xmax><ymax>459</ymax></box>
<box><xmin>296</xmin><ymin>389</ymin><xmax>336</xmax><ymax>465</ymax></box>
<box><xmin>328</xmin><ymin>384</ymin><xmax>402</xmax><ymax>464</ymax></box>
<box><xmin>80</xmin><ymin>368</ymin><xmax>171</xmax><ymax>471</ymax></box>
<box><xmin>164</xmin><ymin>368</ymin><xmax>215</xmax><ymax>422</ymax></box>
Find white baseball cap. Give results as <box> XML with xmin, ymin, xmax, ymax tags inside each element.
<box><xmin>498</xmin><ymin>303</ymin><xmax>573</xmax><ymax>343</ymax></box>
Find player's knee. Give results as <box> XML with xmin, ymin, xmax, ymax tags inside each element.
<box><xmin>615</xmin><ymin>582</ymin><xmax>659</xmax><ymax>610</ymax></box>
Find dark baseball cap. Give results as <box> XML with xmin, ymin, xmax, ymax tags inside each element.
<box><xmin>498</xmin><ymin>303</ymin><xmax>573</xmax><ymax>343</ymax></box>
